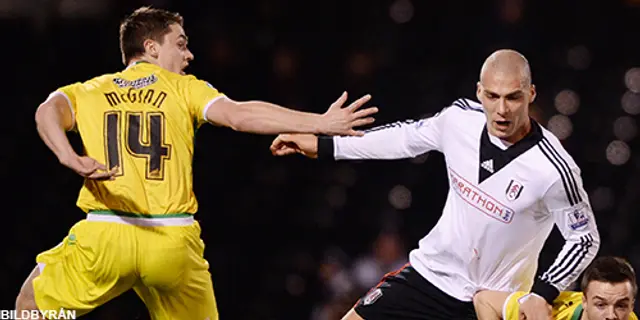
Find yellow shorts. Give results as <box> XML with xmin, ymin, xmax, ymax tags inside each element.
<box><xmin>32</xmin><ymin>211</ymin><xmax>218</xmax><ymax>320</ymax></box>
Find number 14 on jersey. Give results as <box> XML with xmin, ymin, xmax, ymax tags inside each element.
<box><xmin>103</xmin><ymin>111</ymin><xmax>171</xmax><ymax>180</ymax></box>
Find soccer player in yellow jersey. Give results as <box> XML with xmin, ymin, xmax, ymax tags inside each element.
<box><xmin>15</xmin><ymin>6</ymin><xmax>378</xmax><ymax>320</ymax></box>
<box><xmin>473</xmin><ymin>256</ymin><xmax>638</xmax><ymax>320</ymax></box>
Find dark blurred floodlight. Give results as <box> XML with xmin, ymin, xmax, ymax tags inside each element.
<box><xmin>389</xmin><ymin>0</ymin><xmax>414</xmax><ymax>24</ymax></box>
<box><xmin>547</xmin><ymin>114</ymin><xmax>573</xmax><ymax>140</ymax></box>
<box><xmin>590</xmin><ymin>186</ymin><xmax>615</xmax><ymax>212</ymax></box>
<box><xmin>348</xmin><ymin>52</ymin><xmax>374</xmax><ymax>77</ymax></box>
<box><xmin>624</xmin><ymin>68</ymin><xmax>640</xmax><ymax>93</ymax></box>
<box><xmin>58</xmin><ymin>0</ymin><xmax>110</xmax><ymax>19</ymax></box>
<box><xmin>606</xmin><ymin>140</ymin><xmax>631</xmax><ymax>166</ymax></box>
<box><xmin>333</xmin><ymin>164</ymin><xmax>357</xmax><ymax>187</ymax></box>
<box><xmin>285</xmin><ymin>274</ymin><xmax>306</xmax><ymax>297</ymax></box>
<box><xmin>389</xmin><ymin>185</ymin><xmax>412</xmax><ymax>210</ymax></box>
<box><xmin>326</xmin><ymin>185</ymin><xmax>347</xmax><ymax>209</ymax></box>
<box><xmin>621</xmin><ymin>91</ymin><xmax>640</xmax><ymax>115</ymax></box>
<box><xmin>613</xmin><ymin>116</ymin><xmax>638</xmax><ymax>142</ymax></box>
<box><xmin>554</xmin><ymin>89</ymin><xmax>580</xmax><ymax>115</ymax></box>
<box><xmin>567</xmin><ymin>45</ymin><xmax>592</xmax><ymax>70</ymax></box>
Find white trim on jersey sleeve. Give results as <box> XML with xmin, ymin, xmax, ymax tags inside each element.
<box><xmin>536</xmin><ymin>138</ymin><xmax>600</xmax><ymax>292</ymax></box>
<box><xmin>330</xmin><ymin>108</ymin><xmax>450</xmax><ymax>160</ymax></box>
<box><xmin>47</xmin><ymin>91</ymin><xmax>75</xmax><ymax>129</ymax></box>
<box><xmin>502</xmin><ymin>291</ymin><xmax>518</xmax><ymax>320</ymax></box>
<box><xmin>202</xmin><ymin>95</ymin><xmax>227</xmax><ymax>122</ymax></box>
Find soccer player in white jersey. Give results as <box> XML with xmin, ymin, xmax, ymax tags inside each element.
<box><xmin>270</xmin><ymin>49</ymin><xmax>600</xmax><ymax>320</ymax></box>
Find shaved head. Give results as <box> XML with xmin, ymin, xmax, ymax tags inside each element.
<box><xmin>476</xmin><ymin>49</ymin><xmax>536</xmax><ymax>144</ymax></box>
<box><xmin>480</xmin><ymin>49</ymin><xmax>531</xmax><ymax>88</ymax></box>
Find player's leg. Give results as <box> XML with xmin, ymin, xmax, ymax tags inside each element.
<box><xmin>341</xmin><ymin>308</ymin><xmax>365</xmax><ymax>320</ymax></box>
<box><xmin>27</xmin><ymin>220</ymin><xmax>138</xmax><ymax>317</ymax></box>
<box><xmin>135</xmin><ymin>269</ymin><xmax>218</xmax><ymax>320</ymax></box>
<box><xmin>135</xmin><ymin>221</ymin><xmax>218</xmax><ymax>320</ymax></box>
<box><xmin>16</xmin><ymin>265</ymin><xmax>41</xmax><ymax>314</ymax></box>
<box><xmin>473</xmin><ymin>290</ymin><xmax>511</xmax><ymax>320</ymax></box>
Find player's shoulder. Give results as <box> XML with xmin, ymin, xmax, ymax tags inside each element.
<box><xmin>539</xmin><ymin>124</ymin><xmax>577</xmax><ymax>164</ymax></box>
<box><xmin>429</xmin><ymin>97</ymin><xmax>484</xmax><ymax>125</ymax></box>
<box><xmin>446</xmin><ymin>98</ymin><xmax>485</xmax><ymax>116</ymax></box>
<box><xmin>550</xmin><ymin>291</ymin><xmax>583</xmax><ymax>320</ymax></box>
<box><xmin>631</xmin><ymin>311</ymin><xmax>639</xmax><ymax>320</ymax></box>
<box><xmin>173</xmin><ymin>73</ymin><xmax>219</xmax><ymax>91</ymax></box>
<box><xmin>57</xmin><ymin>72</ymin><xmax>118</xmax><ymax>94</ymax></box>
<box><xmin>535</xmin><ymin>122</ymin><xmax>581</xmax><ymax>174</ymax></box>
<box><xmin>553</xmin><ymin>291</ymin><xmax>583</xmax><ymax>307</ymax></box>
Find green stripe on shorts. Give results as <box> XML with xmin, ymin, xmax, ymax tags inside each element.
<box><xmin>89</xmin><ymin>210</ymin><xmax>192</xmax><ymax>219</ymax></box>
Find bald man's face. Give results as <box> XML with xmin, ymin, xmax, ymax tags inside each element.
<box><xmin>477</xmin><ymin>69</ymin><xmax>536</xmax><ymax>142</ymax></box>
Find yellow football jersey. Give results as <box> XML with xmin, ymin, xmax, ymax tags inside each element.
<box><xmin>55</xmin><ymin>62</ymin><xmax>224</xmax><ymax>215</ymax></box>
<box><xmin>505</xmin><ymin>291</ymin><xmax>638</xmax><ymax>320</ymax></box>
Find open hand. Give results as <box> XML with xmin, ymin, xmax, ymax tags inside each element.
<box><xmin>320</xmin><ymin>92</ymin><xmax>377</xmax><ymax>136</ymax></box>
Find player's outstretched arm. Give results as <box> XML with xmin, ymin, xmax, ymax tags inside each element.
<box><xmin>205</xmin><ymin>92</ymin><xmax>378</xmax><ymax>136</ymax></box>
<box><xmin>35</xmin><ymin>94</ymin><xmax>116</xmax><ymax>180</ymax></box>
<box><xmin>270</xmin><ymin>107</ymin><xmax>452</xmax><ymax>160</ymax></box>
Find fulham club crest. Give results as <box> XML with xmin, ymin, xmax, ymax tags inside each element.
<box><xmin>505</xmin><ymin>179</ymin><xmax>524</xmax><ymax>201</ymax></box>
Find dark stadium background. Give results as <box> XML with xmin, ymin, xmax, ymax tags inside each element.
<box><xmin>1</xmin><ymin>0</ymin><xmax>639</xmax><ymax>318</ymax></box>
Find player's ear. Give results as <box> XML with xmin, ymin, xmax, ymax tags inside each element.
<box><xmin>476</xmin><ymin>82</ymin><xmax>482</xmax><ymax>101</ymax></box>
<box><xmin>143</xmin><ymin>39</ymin><xmax>159</xmax><ymax>59</ymax></box>
<box><xmin>581</xmin><ymin>293</ymin><xmax>587</xmax><ymax>308</ymax></box>
<box><xmin>529</xmin><ymin>84</ymin><xmax>537</xmax><ymax>103</ymax></box>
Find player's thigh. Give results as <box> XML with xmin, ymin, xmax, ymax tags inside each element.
<box><xmin>342</xmin><ymin>308</ymin><xmax>365</xmax><ymax>320</ymax></box>
<box><xmin>32</xmin><ymin>220</ymin><xmax>137</xmax><ymax>317</ymax></box>
<box><xmin>16</xmin><ymin>265</ymin><xmax>40</xmax><ymax>310</ymax></box>
<box><xmin>135</xmin><ymin>268</ymin><xmax>217</xmax><ymax>320</ymax></box>
<box><xmin>136</xmin><ymin>222</ymin><xmax>218</xmax><ymax>320</ymax></box>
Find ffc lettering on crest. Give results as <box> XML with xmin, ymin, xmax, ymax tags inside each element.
<box><xmin>505</xmin><ymin>179</ymin><xmax>524</xmax><ymax>201</ymax></box>
<box><xmin>449</xmin><ymin>168</ymin><xmax>515</xmax><ymax>223</ymax></box>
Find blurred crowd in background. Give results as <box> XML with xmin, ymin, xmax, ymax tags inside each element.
<box><xmin>1</xmin><ymin>0</ymin><xmax>639</xmax><ymax>318</ymax></box>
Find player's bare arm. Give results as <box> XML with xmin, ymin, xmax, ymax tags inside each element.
<box><xmin>473</xmin><ymin>291</ymin><xmax>512</xmax><ymax>320</ymax></box>
<box><xmin>35</xmin><ymin>94</ymin><xmax>116</xmax><ymax>180</ymax></box>
<box><xmin>206</xmin><ymin>91</ymin><xmax>378</xmax><ymax>136</ymax></box>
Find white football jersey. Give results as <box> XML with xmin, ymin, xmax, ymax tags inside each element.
<box><xmin>317</xmin><ymin>98</ymin><xmax>600</xmax><ymax>303</ymax></box>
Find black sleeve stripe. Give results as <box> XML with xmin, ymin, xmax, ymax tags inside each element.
<box><xmin>541</xmin><ymin>137</ymin><xmax>583</xmax><ymax>203</ymax></box>
<box><xmin>541</xmin><ymin>235</ymin><xmax>592</xmax><ymax>284</ymax></box>
<box><xmin>538</xmin><ymin>142</ymin><xmax>577</xmax><ymax>206</ymax></box>
<box><xmin>544</xmin><ymin>235</ymin><xmax>588</xmax><ymax>282</ymax></box>
<box><xmin>453</xmin><ymin>100</ymin><xmax>468</xmax><ymax>110</ymax></box>
<box><xmin>363</xmin><ymin>120</ymin><xmax>415</xmax><ymax>133</ymax></box>
<box><xmin>550</xmin><ymin>234</ymin><xmax>594</xmax><ymax>284</ymax></box>
<box><xmin>461</xmin><ymin>98</ymin><xmax>484</xmax><ymax>113</ymax></box>
<box><xmin>453</xmin><ymin>99</ymin><xmax>484</xmax><ymax>113</ymax></box>
<box><xmin>540</xmin><ymin>242</ymin><xmax>580</xmax><ymax>282</ymax></box>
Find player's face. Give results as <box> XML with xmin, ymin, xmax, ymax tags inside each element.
<box><xmin>156</xmin><ymin>24</ymin><xmax>194</xmax><ymax>75</ymax></box>
<box><xmin>477</xmin><ymin>72</ymin><xmax>536</xmax><ymax>143</ymax></box>
<box><xmin>583</xmin><ymin>280</ymin><xmax>635</xmax><ymax>320</ymax></box>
